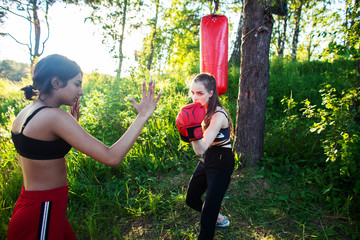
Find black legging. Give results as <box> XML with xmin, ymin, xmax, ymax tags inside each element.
<box><xmin>186</xmin><ymin>146</ymin><xmax>235</xmax><ymax>240</ymax></box>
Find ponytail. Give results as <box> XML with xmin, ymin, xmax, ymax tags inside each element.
<box><xmin>21</xmin><ymin>85</ymin><xmax>38</xmax><ymax>100</ymax></box>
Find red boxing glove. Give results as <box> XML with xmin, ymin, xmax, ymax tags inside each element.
<box><xmin>176</xmin><ymin>112</ymin><xmax>190</xmax><ymax>142</ymax></box>
<box><xmin>179</xmin><ymin>103</ymin><xmax>206</xmax><ymax>141</ymax></box>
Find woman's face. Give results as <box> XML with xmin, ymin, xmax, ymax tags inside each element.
<box><xmin>57</xmin><ymin>73</ymin><xmax>83</xmax><ymax>106</ymax></box>
<box><xmin>190</xmin><ymin>81</ymin><xmax>213</xmax><ymax>107</ymax></box>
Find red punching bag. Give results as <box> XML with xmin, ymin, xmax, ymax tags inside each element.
<box><xmin>200</xmin><ymin>14</ymin><xmax>228</xmax><ymax>95</ymax></box>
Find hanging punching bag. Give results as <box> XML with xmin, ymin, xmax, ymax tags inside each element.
<box><xmin>200</xmin><ymin>14</ymin><xmax>228</xmax><ymax>95</ymax></box>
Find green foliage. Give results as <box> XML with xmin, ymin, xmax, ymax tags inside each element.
<box><xmin>224</xmin><ymin>63</ymin><xmax>240</xmax><ymax>122</ymax></box>
<box><xmin>328</xmin><ymin>41</ymin><xmax>360</xmax><ymax>61</ymax></box>
<box><xmin>161</xmin><ymin>1</ymin><xmax>202</xmax><ymax>76</ymax></box>
<box><xmin>133</xmin><ymin>0</ymin><xmax>166</xmax><ymax>74</ymax></box>
<box><xmin>263</xmin><ymin>58</ymin><xmax>360</xmax><ymax>231</ymax></box>
<box><xmin>0</xmin><ymin>60</ymin><xmax>30</xmax><ymax>82</ymax></box>
<box><xmin>0</xmin><ymin>107</ymin><xmax>23</xmax><ymax>237</ymax></box>
<box><xmin>301</xmin><ymin>83</ymin><xmax>360</xmax><ymax>214</ymax></box>
<box><xmin>267</xmin><ymin>59</ymin><xmax>356</xmax><ymax>120</ymax></box>
<box><xmin>265</xmin><ymin>93</ymin><xmax>319</xmax><ymax>162</ymax></box>
<box><xmin>0</xmin><ymin>78</ymin><xmax>29</xmax><ymax>125</ymax></box>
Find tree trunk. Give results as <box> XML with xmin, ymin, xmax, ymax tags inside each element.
<box><xmin>277</xmin><ymin>16</ymin><xmax>287</xmax><ymax>58</ymax></box>
<box><xmin>31</xmin><ymin>0</ymin><xmax>41</xmax><ymax>67</ymax></box>
<box><xmin>233</xmin><ymin>0</ymin><xmax>274</xmax><ymax>168</ymax></box>
<box><xmin>347</xmin><ymin>0</ymin><xmax>359</xmax><ymax>46</ymax></box>
<box><xmin>306</xmin><ymin>31</ymin><xmax>313</xmax><ymax>61</ymax></box>
<box><xmin>147</xmin><ymin>0</ymin><xmax>159</xmax><ymax>71</ymax></box>
<box><xmin>291</xmin><ymin>0</ymin><xmax>304</xmax><ymax>61</ymax></box>
<box><xmin>117</xmin><ymin>0</ymin><xmax>127</xmax><ymax>78</ymax></box>
<box><xmin>228</xmin><ymin>1</ymin><xmax>243</xmax><ymax>66</ymax></box>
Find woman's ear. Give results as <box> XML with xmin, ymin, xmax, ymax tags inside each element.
<box><xmin>51</xmin><ymin>77</ymin><xmax>61</xmax><ymax>89</ymax></box>
<box><xmin>209</xmin><ymin>90</ymin><xmax>214</xmax><ymax>98</ymax></box>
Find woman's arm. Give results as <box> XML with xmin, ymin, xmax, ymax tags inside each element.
<box><xmin>191</xmin><ymin>112</ymin><xmax>227</xmax><ymax>155</ymax></box>
<box><xmin>51</xmin><ymin>79</ymin><xmax>161</xmax><ymax>167</ymax></box>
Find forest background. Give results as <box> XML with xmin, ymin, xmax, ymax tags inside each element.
<box><xmin>0</xmin><ymin>0</ymin><xmax>360</xmax><ymax>239</ymax></box>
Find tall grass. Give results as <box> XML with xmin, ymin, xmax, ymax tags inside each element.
<box><xmin>0</xmin><ymin>78</ymin><xmax>30</xmax><ymax>124</ymax></box>
<box><xmin>263</xmin><ymin>59</ymin><xmax>359</xmax><ymax>234</ymax></box>
<box><xmin>0</xmin><ymin>79</ymin><xmax>29</xmax><ymax>237</ymax></box>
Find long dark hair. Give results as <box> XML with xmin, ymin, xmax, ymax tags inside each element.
<box><xmin>191</xmin><ymin>73</ymin><xmax>233</xmax><ymax>136</ymax></box>
<box><xmin>21</xmin><ymin>54</ymin><xmax>82</xmax><ymax>100</ymax></box>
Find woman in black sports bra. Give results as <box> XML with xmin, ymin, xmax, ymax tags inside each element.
<box><xmin>8</xmin><ymin>54</ymin><xmax>161</xmax><ymax>239</ymax></box>
<box><xmin>185</xmin><ymin>73</ymin><xmax>235</xmax><ymax>240</ymax></box>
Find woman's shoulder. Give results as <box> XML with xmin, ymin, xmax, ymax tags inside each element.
<box><xmin>26</xmin><ymin>105</ymin><xmax>68</xmax><ymax>119</ymax></box>
<box><xmin>214</xmin><ymin>107</ymin><xmax>228</xmax><ymax>117</ymax></box>
<box><xmin>13</xmin><ymin>105</ymin><xmax>69</xmax><ymax>129</ymax></box>
<box><xmin>12</xmin><ymin>105</ymin><xmax>30</xmax><ymax>132</ymax></box>
<box><xmin>211</xmin><ymin>108</ymin><xmax>227</xmax><ymax>121</ymax></box>
<box><xmin>212</xmin><ymin>107</ymin><xmax>229</xmax><ymax>127</ymax></box>
<box><xmin>38</xmin><ymin>107</ymin><xmax>72</xmax><ymax>124</ymax></box>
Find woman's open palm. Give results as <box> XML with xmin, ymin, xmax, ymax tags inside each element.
<box><xmin>129</xmin><ymin>77</ymin><xmax>161</xmax><ymax>119</ymax></box>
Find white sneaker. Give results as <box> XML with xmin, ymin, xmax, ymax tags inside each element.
<box><xmin>216</xmin><ymin>217</ymin><xmax>230</xmax><ymax>227</ymax></box>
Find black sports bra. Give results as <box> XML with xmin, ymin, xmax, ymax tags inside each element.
<box><xmin>11</xmin><ymin>106</ymin><xmax>72</xmax><ymax>160</ymax></box>
<box><xmin>212</xmin><ymin>110</ymin><xmax>231</xmax><ymax>147</ymax></box>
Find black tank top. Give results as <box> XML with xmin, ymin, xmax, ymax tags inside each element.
<box><xmin>11</xmin><ymin>106</ymin><xmax>72</xmax><ymax>160</ymax></box>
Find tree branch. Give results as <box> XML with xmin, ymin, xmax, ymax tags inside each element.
<box><xmin>26</xmin><ymin>3</ymin><xmax>33</xmax><ymax>62</ymax></box>
<box><xmin>39</xmin><ymin>1</ymin><xmax>51</xmax><ymax>56</ymax></box>
<box><xmin>2</xmin><ymin>32</ymin><xmax>29</xmax><ymax>47</ymax></box>
<box><xmin>0</xmin><ymin>5</ymin><xmax>30</xmax><ymax>21</ymax></box>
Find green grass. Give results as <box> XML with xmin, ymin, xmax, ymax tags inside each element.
<box><xmin>63</xmin><ymin>166</ymin><xmax>357</xmax><ymax>239</ymax></box>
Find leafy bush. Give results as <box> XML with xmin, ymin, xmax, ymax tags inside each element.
<box><xmin>263</xmin><ymin>58</ymin><xmax>359</xmax><ymax>224</ymax></box>
<box><xmin>301</xmin><ymin>82</ymin><xmax>360</xmax><ymax>217</ymax></box>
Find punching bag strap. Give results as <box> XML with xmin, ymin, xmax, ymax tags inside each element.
<box><xmin>213</xmin><ymin>0</ymin><xmax>219</xmax><ymax>14</ymax></box>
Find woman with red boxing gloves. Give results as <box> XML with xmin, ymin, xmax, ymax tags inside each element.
<box><xmin>176</xmin><ymin>73</ymin><xmax>234</xmax><ymax>240</ymax></box>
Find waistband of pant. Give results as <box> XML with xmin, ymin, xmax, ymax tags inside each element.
<box><xmin>207</xmin><ymin>145</ymin><xmax>232</xmax><ymax>153</ymax></box>
<box><xmin>19</xmin><ymin>184</ymin><xmax>69</xmax><ymax>201</ymax></box>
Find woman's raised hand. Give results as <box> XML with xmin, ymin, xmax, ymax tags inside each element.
<box><xmin>128</xmin><ymin>77</ymin><xmax>162</xmax><ymax>119</ymax></box>
<box><xmin>70</xmin><ymin>97</ymin><xmax>81</xmax><ymax>121</ymax></box>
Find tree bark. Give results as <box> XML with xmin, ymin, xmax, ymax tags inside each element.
<box><xmin>32</xmin><ymin>0</ymin><xmax>41</xmax><ymax>66</ymax></box>
<box><xmin>228</xmin><ymin>1</ymin><xmax>243</xmax><ymax>67</ymax></box>
<box><xmin>277</xmin><ymin>16</ymin><xmax>287</xmax><ymax>58</ymax></box>
<box><xmin>147</xmin><ymin>0</ymin><xmax>159</xmax><ymax>71</ymax></box>
<box><xmin>233</xmin><ymin>0</ymin><xmax>274</xmax><ymax>168</ymax></box>
<box><xmin>117</xmin><ymin>0</ymin><xmax>127</xmax><ymax>78</ymax></box>
<box><xmin>291</xmin><ymin>0</ymin><xmax>304</xmax><ymax>61</ymax></box>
